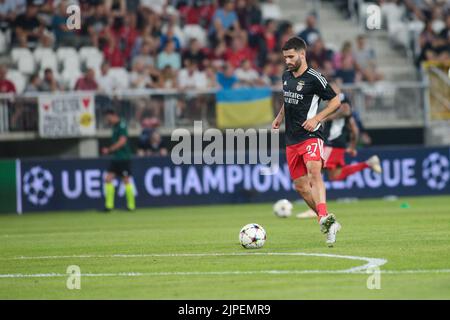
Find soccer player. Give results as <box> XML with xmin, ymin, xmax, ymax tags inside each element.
<box><xmin>102</xmin><ymin>109</ymin><xmax>136</xmax><ymax>212</ymax></box>
<box><xmin>296</xmin><ymin>87</ymin><xmax>382</xmax><ymax>219</ymax></box>
<box><xmin>272</xmin><ymin>37</ymin><xmax>342</xmax><ymax>246</ymax></box>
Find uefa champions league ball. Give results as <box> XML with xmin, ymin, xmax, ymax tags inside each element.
<box><xmin>273</xmin><ymin>199</ymin><xmax>293</xmax><ymax>218</ymax></box>
<box><xmin>239</xmin><ymin>223</ymin><xmax>266</xmax><ymax>249</ymax></box>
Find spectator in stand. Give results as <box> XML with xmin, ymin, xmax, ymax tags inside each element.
<box><xmin>52</xmin><ymin>1</ymin><xmax>78</xmax><ymax>47</ymax></box>
<box><xmin>235</xmin><ymin>59</ymin><xmax>263</xmax><ymax>87</ymax></box>
<box><xmin>24</xmin><ymin>73</ymin><xmax>41</xmax><ymax>92</ymax></box>
<box><xmin>14</xmin><ymin>0</ymin><xmax>45</xmax><ymax>48</ymax></box>
<box><xmin>85</xmin><ymin>1</ymin><xmax>109</xmax><ymax>48</ymax></box>
<box><xmin>97</xmin><ymin>61</ymin><xmax>115</xmax><ymax>93</ymax></box>
<box><xmin>224</xmin><ymin>35</ymin><xmax>254</xmax><ymax>68</ymax></box>
<box><xmin>217</xmin><ymin>62</ymin><xmax>238</xmax><ymax>89</ymax></box>
<box><xmin>236</xmin><ymin>0</ymin><xmax>262</xmax><ymax>31</ymax></box>
<box><xmin>157</xmin><ymin>40</ymin><xmax>181</xmax><ymax>70</ymax></box>
<box><xmin>132</xmin><ymin>39</ymin><xmax>157</xmax><ymax>69</ymax></box>
<box><xmin>298</xmin><ymin>13</ymin><xmax>321</xmax><ymax>46</ymax></box>
<box><xmin>140</xmin><ymin>0</ymin><xmax>166</xmax><ymax>15</ymax></box>
<box><xmin>75</xmin><ymin>68</ymin><xmax>99</xmax><ymax>91</ymax></box>
<box><xmin>354</xmin><ymin>34</ymin><xmax>384</xmax><ymax>82</ymax></box>
<box><xmin>103</xmin><ymin>35</ymin><xmax>127</xmax><ymax>68</ymax></box>
<box><xmin>260</xmin><ymin>63</ymin><xmax>277</xmax><ymax>87</ymax></box>
<box><xmin>333</xmin><ymin>40</ymin><xmax>360</xmax><ymax>83</ymax></box>
<box><xmin>307</xmin><ymin>37</ymin><xmax>334</xmax><ymax>79</ymax></box>
<box><xmin>157</xmin><ymin>65</ymin><xmax>178</xmax><ymax>89</ymax></box>
<box><xmin>178</xmin><ymin>59</ymin><xmax>207</xmax><ymax>90</ymax></box>
<box><xmin>178</xmin><ymin>0</ymin><xmax>215</xmax><ymax>27</ymax></box>
<box><xmin>159</xmin><ymin>25</ymin><xmax>181</xmax><ymax>52</ymax></box>
<box><xmin>209</xmin><ymin>0</ymin><xmax>241</xmax><ymax>46</ymax></box>
<box><xmin>130</xmin><ymin>58</ymin><xmax>156</xmax><ymax>89</ymax></box>
<box><xmin>0</xmin><ymin>65</ymin><xmax>16</xmax><ymax>93</ymax></box>
<box><xmin>182</xmin><ymin>38</ymin><xmax>208</xmax><ymax>69</ymax></box>
<box><xmin>204</xmin><ymin>66</ymin><xmax>220</xmax><ymax>89</ymax></box>
<box><xmin>279</xmin><ymin>22</ymin><xmax>295</xmax><ymax>49</ymax></box>
<box><xmin>39</xmin><ymin>68</ymin><xmax>62</xmax><ymax>92</ymax></box>
<box><xmin>264</xmin><ymin>19</ymin><xmax>278</xmax><ymax>53</ymax></box>
<box><xmin>208</xmin><ymin>39</ymin><xmax>227</xmax><ymax>68</ymax></box>
<box><xmin>0</xmin><ymin>0</ymin><xmax>18</xmax><ymax>30</ymax></box>
<box><xmin>137</xmin><ymin>130</ymin><xmax>168</xmax><ymax>157</ymax></box>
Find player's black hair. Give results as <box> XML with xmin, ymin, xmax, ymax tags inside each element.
<box><xmin>103</xmin><ymin>108</ymin><xmax>117</xmax><ymax>116</ymax></box>
<box><xmin>282</xmin><ymin>37</ymin><xmax>307</xmax><ymax>52</ymax></box>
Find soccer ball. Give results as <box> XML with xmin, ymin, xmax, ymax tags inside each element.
<box><xmin>239</xmin><ymin>223</ymin><xmax>266</xmax><ymax>249</ymax></box>
<box><xmin>273</xmin><ymin>199</ymin><xmax>293</xmax><ymax>218</ymax></box>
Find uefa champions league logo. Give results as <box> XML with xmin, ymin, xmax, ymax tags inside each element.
<box><xmin>422</xmin><ymin>153</ymin><xmax>450</xmax><ymax>190</ymax></box>
<box><xmin>23</xmin><ymin>166</ymin><xmax>55</xmax><ymax>205</ymax></box>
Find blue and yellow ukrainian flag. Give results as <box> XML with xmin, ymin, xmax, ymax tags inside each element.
<box><xmin>216</xmin><ymin>87</ymin><xmax>274</xmax><ymax>128</ymax></box>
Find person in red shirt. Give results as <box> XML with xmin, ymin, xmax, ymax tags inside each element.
<box><xmin>74</xmin><ymin>68</ymin><xmax>99</xmax><ymax>91</ymax></box>
<box><xmin>224</xmin><ymin>35</ymin><xmax>254</xmax><ymax>68</ymax></box>
<box><xmin>0</xmin><ymin>65</ymin><xmax>16</xmax><ymax>93</ymax></box>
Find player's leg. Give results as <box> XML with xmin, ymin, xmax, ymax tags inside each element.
<box><xmin>120</xmin><ymin>160</ymin><xmax>135</xmax><ymax>211</ymax></box>
<box><xmin>104</xmin><ymin>171</ymin><xmax>116</xmax><ymax>211</ymax></box>
<box><xmin>328</xmin><ymin>156</ymin><xmax>382</xmax><ymax>181</ymax></box>
<box><xmin>302</xmin><ymin>139</ymin><xmax>339</xmax><ymax>237</ymax></box>
<box><xmin>122</xmin><ymin>175</ymin><xmax>136</xmax><ymax>211</ymax></box>
<box><xmin>293</xmin><ymin>175</ymin><xmax>318</xmax><ymax>215</ymax></box>
<box><xmin>305</xmin><ymin>160</ymin><xmax>327</xmax><ymax>218</ymax></box>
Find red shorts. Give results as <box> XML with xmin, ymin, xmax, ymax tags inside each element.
<box><xmin>323</xmin><ymin>146</ymin><xmax>346</xmax><ymax>169</ymax></box>
<box><xmin>286</xmin><ymin>138</ymin><xmax>325</xmax><ymax>180</ymax></box>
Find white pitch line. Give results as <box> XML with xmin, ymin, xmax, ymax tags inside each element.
<box><xmin>1</xmin><ymin>269</ymin><xmax>450</xmax><ymax>279</ymax></box>
<box><xmin>0</xmin><ymin>252</ymin><xmax>389</xmax><ymax>278</ymax></box>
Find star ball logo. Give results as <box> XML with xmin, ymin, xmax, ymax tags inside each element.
<box><xmin>23</xmin><ymin>166</ymin><xmax>55</xmax><ymax>206</ymax></box>
<box><xmin>422</xmin><ymin>152</ymin><xmax>450</xmax><ymax>190</ymax></box>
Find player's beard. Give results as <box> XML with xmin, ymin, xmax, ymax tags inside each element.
<box><xmin>287</xmin><ymin>58</ymin><xmax>302</xmax><ymax>72</ymax></box>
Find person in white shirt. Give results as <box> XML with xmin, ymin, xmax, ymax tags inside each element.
<box><xmin>177</xmin><ymin>59</ymin><xmax>207</xmax><ymax>90</ymax></box>
<box><xmin>96</xmin><ymin>61</ymin><xmax>115</xmax><ymax>93</ymax></box>
<box><xmin>235</xmin><ymin>59</ymin><xmax>264</xmax><ymax>87</ymax></box>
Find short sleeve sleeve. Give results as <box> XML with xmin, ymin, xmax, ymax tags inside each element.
<box><xmin>312</xmin><ymin>74</ymin><xmax>336</xmax><ymax>101</ymax></box>
<box><xmin>118</xmin><ymin>121</ymin><xmax>128</xmax><ymax>137</ymax></box>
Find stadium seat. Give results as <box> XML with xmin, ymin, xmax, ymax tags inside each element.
<box><xmin>11</xmin><ymin>48</ymin><xmax>33</xmax><ymax>64</ymax></box>
<box><xmin>60</xmin><ymin>67</ymin><xmax>82</xmax><ymax>90</ymax></box>
<box><xmin>33</xmin><ymin>47</ymin><xmax>55</xmax><ymax>64</ymax></box>
<box><xmin>11</xmin><ymin>48</ymin><xmax>35</xmax><ymax>75</ymax></box>
<box><xmin>261</xmin><ymin>2</ymin><xmax>282</xmax><ymax>21</ymax></box>
<box><xmin>61</xmin><ymin>55</ymin><xmax>81</xmax><ymax>73</ymax></box>
<box><xmin>85</xmin><ymin>54</ymin><xmax>103</xmax><ymax>72</ymax></box>
<box><xmin>56</xmin><ymin>47</ymin><xmax>79</xmax><ymax>64</ymax></box>
<box><xmin>108</xmin><ymin>67</ymin><xmax>130</xmax><ymax>90</ymax></box>
<box><xmin>0</xmin><ymin>30</ymin><xmax>8</xmax><ymax>54</ymax></box>
<box><xmin>6</xmin><ymin>69</ymin><xmax>27</xmax><ymax>94</ymax></box>
<box><xmin>182</xmin><ymin>25</ymin><xmax>207</xmax><ymax>47</ymax></box>
<box><xmin>79</xmin><ymin>46</ymin><xmax>102</xmax><ymax>63</ymax></box>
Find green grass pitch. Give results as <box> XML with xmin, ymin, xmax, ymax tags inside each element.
<box><xmin>0</xmin><ymin>195</ymin><xmax>449</xmax><ymax>299</ymax></box>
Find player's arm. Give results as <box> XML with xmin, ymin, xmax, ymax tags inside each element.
<box><xmin>272</xmin><ymin>104</ymin><xmax>284</xmax><ymax>129</ymax></box>
<box><xmin>302</xmin><ymin>94</ymin><xmax>341</xmax><ymax>131</ymax></box>
<box><xmin>322</xmin><ymin>102</ymin><xmax>351</xmax><ymax>123</ymax></box>
<box><xmin>346</xmin><ymin>116</ymin><xmax>359</xmax><ymax>157</ymax></box>
<box><xmin>102</xmin><ymin>135</ymin><xmax>127</xmax><ymax>155</ymax></box>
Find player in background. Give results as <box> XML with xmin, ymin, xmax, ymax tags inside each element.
<box><xmin>102</xmin><ymin>109</ymin><xmax>136</xmax><ymax>212</ymax></box>
<box><xmin>297</xmin><ymin>85</ymin><xmax>382</xmax><ymax>219</ymax></box>
<box><xmin>272</xmin><ymin>37</ymin><xmax>342</xmax><ymax>246</ymax></box>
